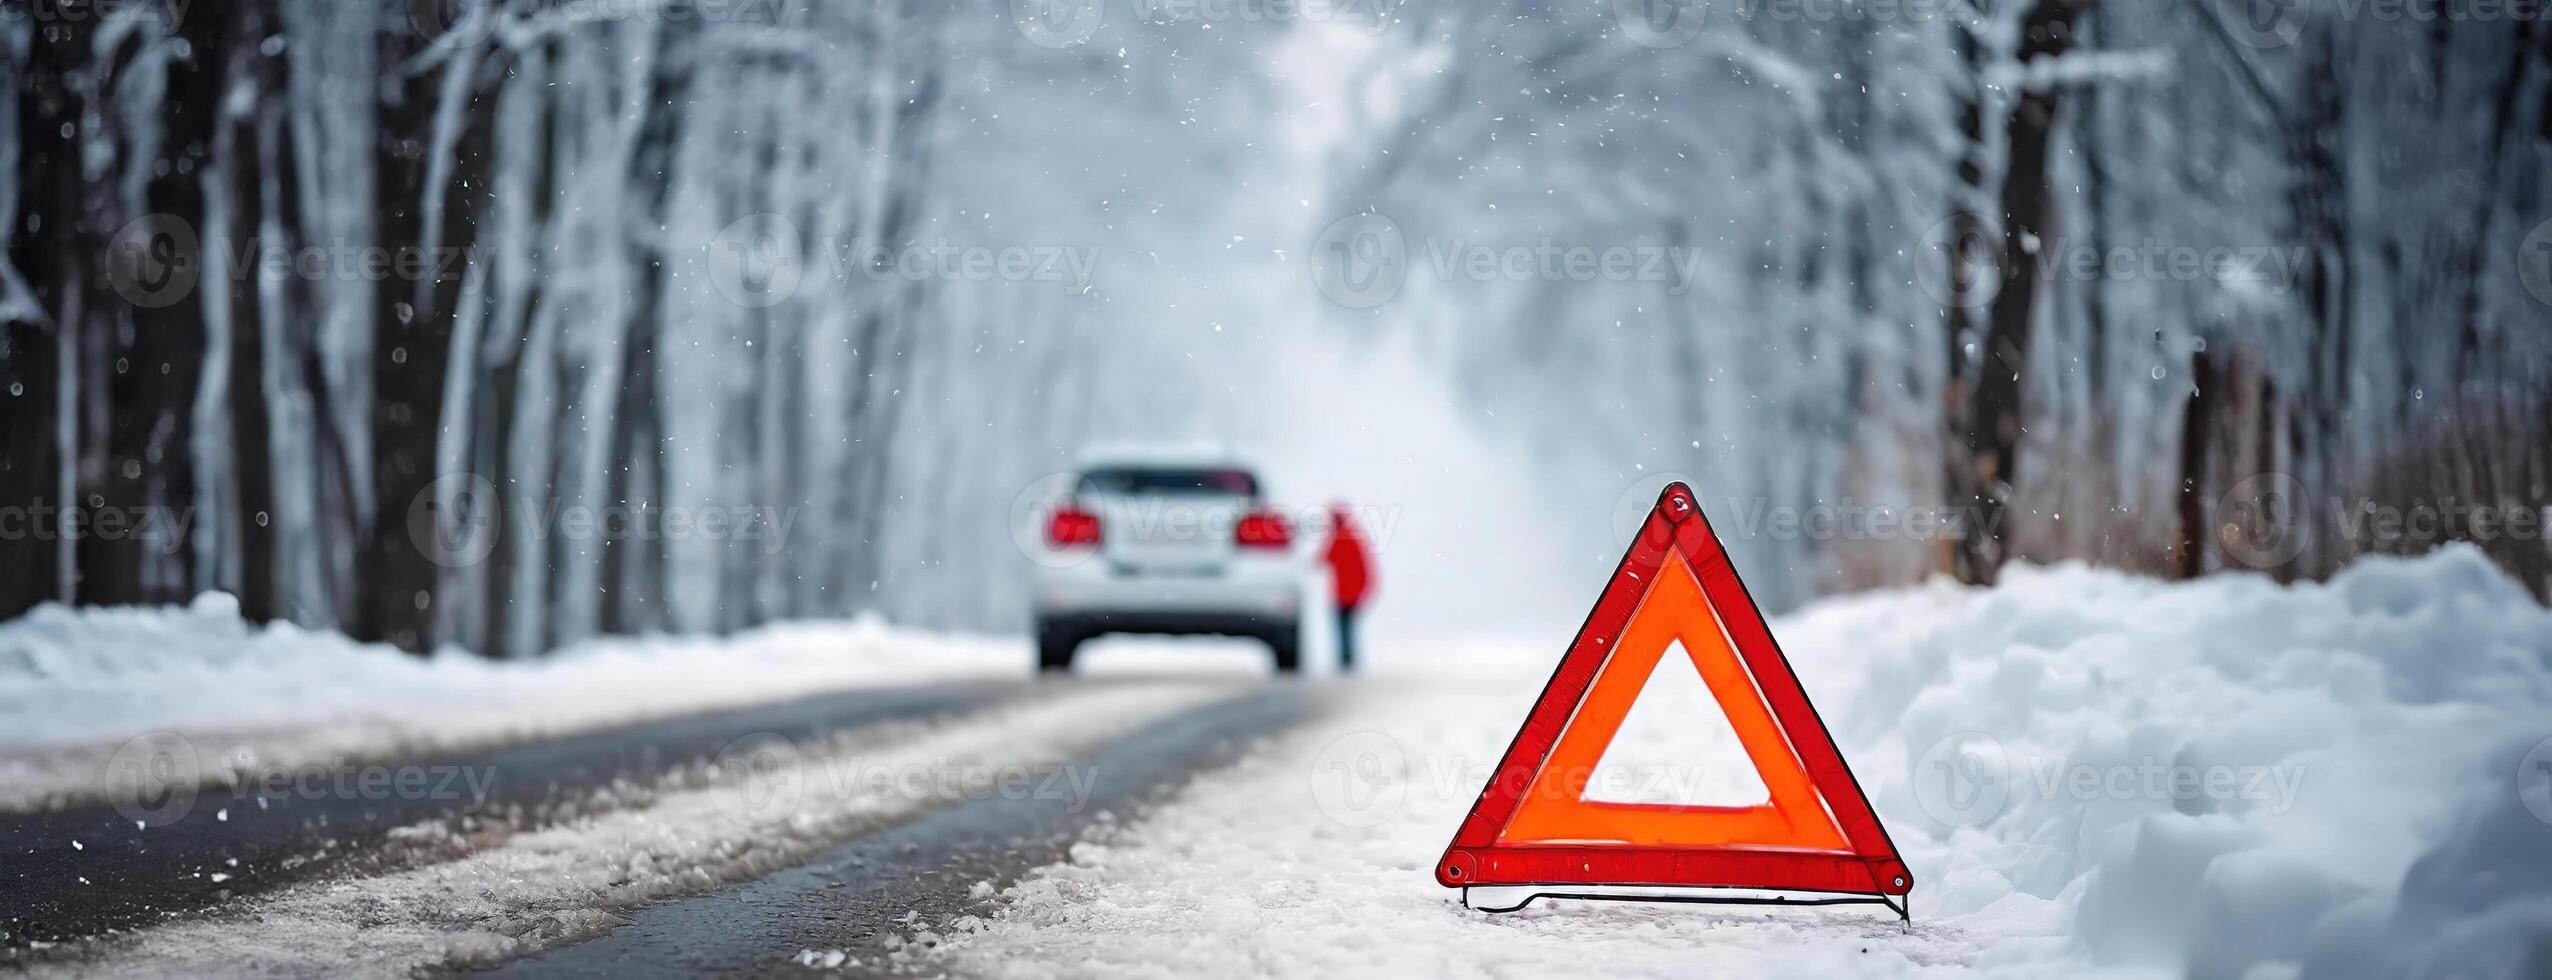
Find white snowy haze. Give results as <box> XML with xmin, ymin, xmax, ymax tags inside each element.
<box><xmin>2</xmin><ymin>0</ymin><xmax>2547</xmax><ymax>656</ymax></box>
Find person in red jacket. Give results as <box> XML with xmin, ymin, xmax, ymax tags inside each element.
<box><xmin>1324</xmin><ymin>503</ymin><xmax>1374</xmax><ymax>672</ymax></box>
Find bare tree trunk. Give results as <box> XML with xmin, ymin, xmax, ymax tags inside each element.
<box><xmin>597</xmin><ymin>21</ymin><xmax>687</xmax><ymax>636</ymax></box>
<box><xmin>2289</xmin><ymin>18</ymin><xmax>2350</xmax><ymax>582</ymax></box>
<box><xmin>360</xmin><ymin>21</ymin><xmax>503</xmax><ymax>653</ymax></box>
<box><xmin>2174</xmin><ymin>351</ymin><xmax>2217</xmax><ymax>579</ymax></box>
<box><xmin>1952</xmin><ymin>0</ymin><xmax>2094</xmax><ymax>585</ymax></box>
<box><xmin>1940</xmin><ymin>22</ymin><xmax>1991</xmax><ymax>584</ymax></box>
<box><xmin>66</xmin><ymin>28</ymin><xmax>142</xmax><ymax>607</ymax></box>
<box><xmin>220</xmin><ymin>1</ymin><xmax>287</xmax><ymax>623</ymax></box>
<box><xmin>0</xmin><ymin>14</ymin><xmax>87</xmax><ymax>618</ymax></box>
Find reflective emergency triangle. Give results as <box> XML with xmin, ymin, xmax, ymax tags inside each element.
<box><xmin>1436</xmin><ymin>482</ymin><xmax>1912</xmax><ymax>899</ymax></box>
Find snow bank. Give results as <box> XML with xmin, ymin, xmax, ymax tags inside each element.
<box><xmin>0</xmin><ymin>596</ymin><xmax>1023</xmax><ymax>810</ymax></box>
<box><xmin>905</xmin><ymin>546</ymin><xmax>2552</xmax><ymax>979</ymax></box>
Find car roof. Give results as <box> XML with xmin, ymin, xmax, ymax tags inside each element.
<box><xmin>1072</xmin><ymin>442</ymin><xmax>1256</xmax><ymax>473</ymax></box>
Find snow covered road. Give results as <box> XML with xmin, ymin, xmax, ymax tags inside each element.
<box><xmin>487</xmin><ymin>685</ymin><xmax>1319</xmax><ymax>978</ymax></box>
<box><xmin>3</xmin><ymin>548</ymin><xmax>2549</xmax><ymax>978</ymax></box>
<box><xmin>0</xmin><ymin>679</ymin><xmax>1027</xmax><ymax>944</ymax></box>
<box><xmin>8</xmin><ymin>675</ymin><xmax>1307</xmax><ymax>976</ymax></box>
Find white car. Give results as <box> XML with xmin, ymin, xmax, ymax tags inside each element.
<box><xmin>1028</xmin><ymin>450</ymin><xmax>1308</xmax><ymax>673</ymax></box>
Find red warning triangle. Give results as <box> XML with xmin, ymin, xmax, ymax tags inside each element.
<box><xmin>1436</xmin><ymin>482</ymin><xmax>1912</xmax><ymax>900</ymax></box>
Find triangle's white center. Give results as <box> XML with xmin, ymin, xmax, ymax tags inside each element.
<box><xmin>1582</xmin><ymin>638</ymin><xmax>1771</xmax><ymax>807</ymax></box>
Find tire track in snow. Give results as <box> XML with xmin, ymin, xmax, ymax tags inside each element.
<box><xmin>0</xmin><ymin>680</ymin><xmax>1032</xmax><ymax>949</ymax></box>
<box><xmin>475</xmin><ymin>683</ymin><xmax>1326</xmax><ymax>979</ymax></box>
<box><xmin>9</xmin><ymin>678</ymin><xmax>1254</xmax><ymax>977</ymax></box>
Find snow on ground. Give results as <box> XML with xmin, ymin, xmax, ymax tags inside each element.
<box><xmin>0</xmin><ymin>602</ymin><xmax>1312</xmax><ymax>814</ymax></box>
<box><xmin>0</xmin><ymin>599</ymin><xmax>1044</xmax><ymax>811</ymax></box>
<box><xmin>899</xmin><ymin>547</ymin><xmax>2552</xmax><ymax>979</ymax></box>
<box><xmin>31</xmin><ymin>679</ymin><xmax>1245</xmax><ymax>977</ymax></box>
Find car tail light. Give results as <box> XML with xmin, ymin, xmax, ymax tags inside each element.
<box><xmin>1235</xmin><ymin>508</ymin><xmax>1291</xmax><ymax>549</ymax></box>
<box><xmin>1047</xmin><ymin>504</ymin><xmax>1101</xmax><ymax>548</ymax></box>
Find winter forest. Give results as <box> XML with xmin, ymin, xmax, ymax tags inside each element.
<box><xmin>1</xmin><ymin>0</ymin><xmax>2548</xmax><ymax>659</ymax></box>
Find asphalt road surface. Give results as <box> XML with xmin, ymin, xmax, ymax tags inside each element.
<box><xmin>0</xmin><ymin>674</ymin><xmax>1329</xmax><ymax>975</ymax></box>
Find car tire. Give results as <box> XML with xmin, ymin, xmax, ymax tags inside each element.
<box><xmin>1036</xmin><ymin>620</ymin><xmax>1080</xmax><ymax>674</ymax></box>
<box><xmin>1265</xmin><ymin>625</ymin><xmax>1302</xmax><ymax>675</ymax></box>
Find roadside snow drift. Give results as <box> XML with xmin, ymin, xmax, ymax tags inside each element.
<box><xmin>904</xmin><ymin>547</ymin><xmax>2552</xmax><ymax>979</ymax></box>
<box><xmin>0</xmin><ymin>599</ymin><xmax>1021</xmax><ymax>811</ymax></box>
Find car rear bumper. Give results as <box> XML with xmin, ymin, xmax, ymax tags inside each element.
<box><xmin>1031</xmin><ymin>554</ymin><xmax>1304</xmax><ymax>625</ymax></box>
<box><xmin>1037</xmin><ymin>610</ymin><xmax>1291</xmax><ymax>639</ymax></box>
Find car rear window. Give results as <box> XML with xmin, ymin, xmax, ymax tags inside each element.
<box><xmin>1078</xmin><ymin>467</ymin><xmax>1258</xmax><ymax>497</ymax></box>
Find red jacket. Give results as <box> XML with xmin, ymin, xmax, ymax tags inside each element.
<box><xmin>1325</xmin><ymin>506</ymin><xmax>1373</xmax><ymax>609</ymax></box>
